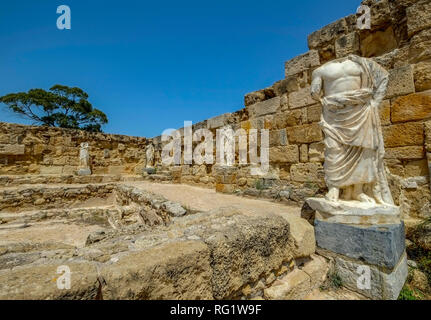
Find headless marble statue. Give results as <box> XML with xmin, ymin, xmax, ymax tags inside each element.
<box><xmin>146</xmin><ymin>144</ymin><xmax>155</xmax><ymax>168</ymax></box>
<box><xmin>78</xmin><ymin>142</ymin><xmax>91</xmax><ymax>176</ymax></box>
<box><xmin>311</xmin><ymin>54</ymin><xmax>394</xmax><ymax>206</ymax></box>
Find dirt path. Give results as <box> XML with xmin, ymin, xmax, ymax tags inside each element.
<box><xmin>126</xmin><ymin>181</ymin><xmax>301</xmax><ymax>218</ymax></box>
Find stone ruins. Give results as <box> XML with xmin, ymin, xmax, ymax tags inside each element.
<box><xmin>0</xmin><ymin>0</ymin><xmax>430</xmax><ymax>300</ymax></box>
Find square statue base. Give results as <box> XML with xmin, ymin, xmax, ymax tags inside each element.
<box><xmin>306</xmin><ymin>197</ymin><xmax>407</xmax><ymax>300</ymax></box>
<box><xmin>77</xmin><ymin>168</ymin><xmax>91</xmax><ymax>176</ymax></box>
<box><xmin>306</xmin><ymin>197</ymin><xmax>400</xmax><ymax>225</ymax></box>
<box><xmin>143</xmin><ymin>167</ymin><xmax>156</xmax><ymax>175</ymax></box>
<box><xmin>318</xmin><ymin>248</ymin><xmax>408</xmax><ymax>300</ymax></box>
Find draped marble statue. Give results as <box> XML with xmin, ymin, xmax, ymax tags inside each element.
<box><xmin>310</xmin><ymin>54</ymin><xmax>394</xmax><ymax>206</ymax></box>
<box><xmin>78</xmin><ymin>142</ymin><xmax>91</xmax><ymax>176</ymax></box>
<box><xmin>145</xmin><ymin>144</ymin><xmax>155</xmax><ymax>168</ymax></box>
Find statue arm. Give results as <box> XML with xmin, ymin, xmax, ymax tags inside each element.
<box><xmin>311</xmin><ymin>69</ymin><xmax>323</xmax><ymax>101</ymax></box>
<box><xmin>368</xmin><ymin>59</ymin><xmax>389</xmax><ymax>108</ymax></box>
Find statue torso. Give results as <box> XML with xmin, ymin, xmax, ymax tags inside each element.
<box><xmin>319</xmin><ymin>59</ymin><xmax>363</xmax><ymax>97</ymax></box>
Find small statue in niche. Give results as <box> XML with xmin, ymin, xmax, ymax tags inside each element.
<box><xmin>77</xmin><ymin>142</ymin><xmax>91</xmax><ymax>176</ymax></box>
<box><xmin>145</xmin><ymin>144</ymin><xmax>155</xmax><ymax>168</ymax></box>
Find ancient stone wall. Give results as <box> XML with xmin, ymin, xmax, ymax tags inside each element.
<box><xmin>151</xmin><ymin>0</ymin><xmax>431</xmax><ymax>221</ymax></box>
<box><xmin>0</xmin><ymin>122</ymin><xmax>148</xmax><ymax>176</ymax></box>
<box><xmin>1</xmin><ymin>0</ymin><xmax>430</xmax><ymax>222</ymax></box>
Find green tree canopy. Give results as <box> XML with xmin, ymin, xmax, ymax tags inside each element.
<box><xmin>0</xmin><ymin>85</ymin><xmax>108</xmax><ymax>132</ymax></box>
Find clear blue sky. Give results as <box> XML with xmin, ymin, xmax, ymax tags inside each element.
<box><xmin>0</xmin><ymin>0</ymin><xmax>361</xmax><ymax>137</ymax></box>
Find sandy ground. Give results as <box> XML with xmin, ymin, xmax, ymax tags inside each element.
<box><xmin>127</xmin><ymin>181</ymin><xmax>301</xmax><ymax>218</ymax></box>
<box><xmin>0</xmin><ymin>181</ymin><xmax>301</xmax><ymax>248</ymax></box>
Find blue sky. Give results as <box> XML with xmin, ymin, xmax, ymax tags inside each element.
<box><xmin>0</xmin><ymin>0</ymin><xmax>361</xmax><ymax>137</ymax></box>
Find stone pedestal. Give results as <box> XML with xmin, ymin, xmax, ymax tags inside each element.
<box><xmin>307</xmin><ymin>197</ymin><xmax>408</xmax><ymax>300</ymax></box>
<box><xmin>77</xmin><ymin>168</ymin><xmax>91</xmax><ymax>176</ymax></box>
<box><xmin>143</xmin><ymin>167</ymin><xmax>156</xmax><ymax>175</ymax></box>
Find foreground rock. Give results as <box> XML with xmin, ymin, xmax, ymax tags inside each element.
<box><xmin>0</xmin><ymin>206</ymin><xmax>316</xmax><ymax>300</ymax></box>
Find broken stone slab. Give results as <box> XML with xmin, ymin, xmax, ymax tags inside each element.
<box><xmin>314</xmin><ymin>219</ymin><xmax>405</xmax><ymax>269</ymax></box>
<box><xmin>332</xmin><ymin>252</ymin><xmax>408</xmax><ymax>300</ymax></box>
<box><xmin>306</xmin><ymin>197</ymin><xmax>400</xmax><ymax>225</ymax></box>
<box><xmin>162</xmin><ymin>201</ymin><xmax>186</xmax><ymax>217</ymax></box>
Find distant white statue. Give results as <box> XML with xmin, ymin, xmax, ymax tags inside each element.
<box><xmin>78</xmin><ymin>142</ymin><xmax>91</xmax><ymax>176</ymax></box>
<box><xmin>223</xmin><ymin>126</ymin><xmax>235</xmax><ymax>167</ymax></box>
<box><xmin>145</xmin><ymin>144</ymin><xmax>155</xmax><ymax>168</ymax></box>
<box><xmin>310</xmin><ymin>54</ymin><xmax>394</xmax><ymax>206</ymax></box>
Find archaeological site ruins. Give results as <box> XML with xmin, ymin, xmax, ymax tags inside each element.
<box><xmin>0</xmin><ymin>0</ymin><xmax>430</xmax><ymax>300</ymax></box>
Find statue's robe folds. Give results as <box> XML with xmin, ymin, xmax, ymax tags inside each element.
<box><xmin>319</xmin><ymin>55</ymin><xmax>394</xmax><ymax>205</ymax></box>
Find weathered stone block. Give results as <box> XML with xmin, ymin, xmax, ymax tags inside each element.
<box><xmin>248</xmin><ymin>97</ymin><xmax>280</xmax><ymax>118</ymax></box>
<box><xmin>391</xmin><ymin>92</ymin><xmax>431</xmax><ymax>123</ymax></box>
<box><xmin>386</xmin><ymin>65</ymin><xmax>415</xmax><ymax>99</ymax></box>
<box><xmin>307</xmin><ymin>104</ymin><xmax>322</xmax><ymax>123</ymax></box>
<box><xmin>0</xmin><ymin>144</ymin><xmax>25</xmax><ymax>155</ymax></box>
<box><xmin>108</xmin><ymin>166</ymin><xmax>123</xmax><ymax>175</ymax></box>
<box><xmin>333</xmin><ymin>253</ymin><xmax>408</xmax><ymax>300</ymax></box>
<box><xmin>207</xmin><ymin>113</ymin><xmax>231</xmax><ymax>129</ymax></box>
<box><xmin>281</xmin><ymin>214</ymin><xmax>316</xmax><ymax>258</ymax></box>
<box><xmin>39</xmin><ymin>166</ymin><xmax>63</xmax><ymax>175</ymax></box>
<box><xmin>288</xmin><ymin>86</ymin><xmax>315</xmax><ymax>109</ymax></box>
<box><xmin>284</xmin><ymin>50</ymin><xmax>320</xmax><ymax>77</ymax></box>
<box><xmin>383</xmin><ymin>122</ymin><xmax>424</xmax><ymax>147</ymax></box>
<box><xmin>300</xmin><ymin>144</ymin><xmax>308</xmax><ymax>163</ymax></box>
<box><xmin>200</xmin><ymin>214</ymin><xmax>293</xmax><ymax>299</ymax></box>
<box><xmin>369</xmin><ymin>0</ymin><xmax>392</xmax><ymax>29</ymax></box>
<box><xmin>315</xmin><ymin>220</ymin><xmax>405</xmax><ymax>269</ymax></box>
<box><xmin>264</xmin><ymin>269</ymin><xmax>311</xmax><ymax>300</ymax></box>
<box><xmin>290</xmin><ymin>163</ymin><xmax>323</xmax><ymax>183</ymax></box>
<box><xmin>414</xmin><ymin>61</ymin><xmax>431</xmax><ymax>92</ymax></box>
<box><xmin>385</xmin><ymin>146</ymin><xmax>425</xmax><ymax>160</ymax></box>
<box><xmin>308</xmin><ymin>142</ymin><xmax>325</xmax><ymax>162</ymax></box>
<box><xmin>269</xmin><ymin>145</ymin><xmax>299</xmax><ymax>163</ymax></box>
<box><xmin>244</xmin><ymin>88</ymin><xmax>275</xmax><ymax>107</ymax></box>
<box><xmin>335</xmin><ymin>32</ymin><xmax>360</xmax><ymax>58</ymax></box>
<box><xmin>409</xmin><ymin>28</ymin><xmax>431</xmax><ymax>63</ymax></box>
<box><xmin>269</xmin><ymin>129</ymin><xmax>288</xmax><ymax>147</ymax></box>
<box><xmin>361</xmin><ymin>27</ymin><xmax>398</xmax><ymax>58</ymax></box>
<box><xmin>407</xmin><ymin>0</ymin><xmax>431</xmax><ymax>37</ymax></box>
<box><xmin>405</xmin><ymin>159</ymin><xmax>429</xmax><ymax>177</ymax></box>
<box><xmin>287</xmin><ymin>123</ymin><xmax>323</xmax><ymax>144</ymax></box>
<box><xmin>308</xmin><ymin>18</ymin><xmax>349</xmax><ymax>49</ymax></box>
<box><xmin>278</xmin><ymin>109</ymin><xmax>305</xmax><ymax>128</ymax></box>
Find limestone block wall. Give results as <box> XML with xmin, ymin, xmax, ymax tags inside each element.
<box><xmin>0</xmin><ymin>122</ymin><xmax>148</xmax><ymax>176</ymax></box>
<box><xmin>152</xmin><ymin>0</ymin><xmax>431</xmax><ymax>221</ymax></box>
